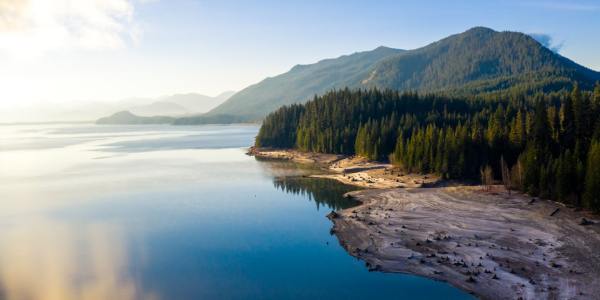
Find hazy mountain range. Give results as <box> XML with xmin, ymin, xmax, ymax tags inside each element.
<box><xmin>1</xmin><ymin>91</ymin><xmax>234</xmax><ymax>123</ymax></box>
<box><xmin>126</xmin><ymin>91</ymin><xmax>235</xmax><ymax>117</ymax></box>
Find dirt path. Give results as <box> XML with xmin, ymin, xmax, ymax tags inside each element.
<box><xmin>330</xmin><ymin>186</ymin><xmax>600</xmax><ymax>300</ymax></box>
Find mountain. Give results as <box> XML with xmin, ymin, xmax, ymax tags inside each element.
<box><xmin>129</xmin><ymin>101</ymin><xmax>189</xmax><ymax>116</ymax></box>
<box><xmin>93</xmin><ymin>92</ymin><xmax>235</xmax><ymax>124</ymax></box>
<box><xmin>206</xmin><ymin>27</ymin><xmax>600</xmax><ymax>122</ymax></box>
<box><xmin>96</xmin><ymin>111</ymin><xmax>175</xmax><ymax>125</ymax></box>
<box><xmin>129</xmin><ymin>92</ymin><xmax>235</xmax><ymax>117</ymax></box>
<box><xmin>205</xmin><ymin>46</ymin><xmax>405</xmax><ymax>121</ymax></box>
<box><xmin>361</xmin><ymin>27</ymin><xmax>600</xmax><ymax>94</ymax></box>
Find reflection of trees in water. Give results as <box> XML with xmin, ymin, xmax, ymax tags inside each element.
<box><xmin>273</xmin><ymin>176</ymin><xmax>360</xmax><ymax>211</ymax></box>
<box><xmin>254</xmin><ymin>157</ymin><xmax>321</xmax><ymax>177</ymax></box>
<box><xmin>255</xmin><ymin>157</ymin><xmax>361</xmax><ymax>210</ymax></box>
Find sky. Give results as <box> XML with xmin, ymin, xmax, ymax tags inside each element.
<box><xmin>0</xmin><ymin>0</ymin><xmax>599</xmax><ymax>120</ymax></box>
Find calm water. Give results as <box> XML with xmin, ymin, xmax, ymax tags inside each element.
<box><xmin>0</xmin><ymin>124</ymin><xmax>472</xmax><ymax>300</ymax></box>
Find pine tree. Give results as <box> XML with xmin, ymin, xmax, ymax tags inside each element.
<box><xmin>593</xmin><ymin>82</ymin><xmax>600</xmax><ymax>113</ymax></box>
<box><xmin>561</xmin><ymin>95</ymin><xmax>576</xmax><ymax>149</ymax></box>
<box><xmin>256</xmin><ymin>87</ymin><xmax>600</xmax><ymax>208</ymax></box>
<box><xmin>391</xmin><ymin>133</ymin><xmax>405</xmax><ymax>166</ymax></box>
<box><xmin>509</xmin><ymin>112</ymin><xmax>521</xmax><ymax>147</ymax></box>
<box><xmin>532</xmin><ymin>99</ymin><xmax>551</xmax><ymax>151</ymax></box>
<box><xmin>583</xmin><ymin>141</ymin><xmax>600</xmax><ymax>211</ymax></box>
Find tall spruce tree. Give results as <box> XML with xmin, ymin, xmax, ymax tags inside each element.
<box><xmin>583</xmin><ymin>141</ymin><xmax>600</xmax><ymax>211</ymax></box>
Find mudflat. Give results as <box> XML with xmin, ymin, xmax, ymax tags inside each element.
<box><xmin>330</xmin><ymin>187</ymin><xmax>600</xmax><ymax>300</ymax></box>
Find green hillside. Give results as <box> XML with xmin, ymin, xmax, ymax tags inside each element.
<box><xmin>203</xmin><ymin>27</ymin><xmax>600</xmax><ymax>123</ymax></box>
<box><xmin>363</xmin><ymin>27</ymin><xmax>600</xmax><ymax>95</ymax></box>
<box><xmin>204</xmin><ymin>46</ymin><xmax>404</xmax><ymax>121</ymax></box>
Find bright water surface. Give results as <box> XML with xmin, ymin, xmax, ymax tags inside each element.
<box><xmin>0</xmin><ymin>124</ymin><xmax>473</xmax><ymax>299</ymax></box>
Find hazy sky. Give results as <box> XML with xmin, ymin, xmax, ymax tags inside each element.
<box><xmin>0</xmin><ymin>0</ymin><xmax>599</xmax><ymax>110</ymax></box>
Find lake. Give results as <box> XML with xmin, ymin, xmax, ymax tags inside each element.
<box><xmin>0</xmin><ymin>124</ymin><xmax>472</xmax><ymax>299</ymax></box>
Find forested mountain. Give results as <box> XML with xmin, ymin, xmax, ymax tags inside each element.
<box><xmin>256</xmin><ymin>84</ymin><xmax>600</xmax><ymax>210</ymax></box>
<box><xmin>206</xmin><ymin>27</ymin><xmax>600</xmax><ymax>123</ymax></box>
<box><xmin>204</xmin><ymin>46</ymin><xmax>404</xmax><ymax>121</ymax></box>
<box><xmin>362</xmin><ymin>27</ymin><xmax>600</xmax><ymax>95</ymax></box>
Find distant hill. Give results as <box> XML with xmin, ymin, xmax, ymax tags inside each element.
<box><xmin>129</xmin><ymin>101</ymin><xmax>189</xmax><ymax>116</ymax></box>
<box><xmin>204</xmin><ymin>27</ymin><xmax>600</xmax><ymax>123</ymax></box>
<box><xmin>96</xmin><ymin>111</ymin><xmax>175</xmax><ymax>125</ymax></box>
<box><xmin>129</xmin><ymin>92</ymin><xmax>235</xmax><ymax>117</ymax></box>
<box><xmin>6</xmin><ymin>91</ymin><xmax>236</xmax><ymax>123</ymax></box>
<box><xmin>94</xmin><ymin>92</ymin><xmax>235</xmax><ymax>125</ymax></box>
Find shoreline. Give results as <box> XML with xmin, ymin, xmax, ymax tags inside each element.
<box><xmin>248</xmin><ymin>147</ymin><xmax>439</xmax><ymax>189</ymax></box>
<box><xmin>330</xmin><ymin>187</ymin><xmax>600</xmax><ymax>300</ymax></box>
<box><xmin>249</xmin><ymin>147</ymin><xmax>600</xmax><ymax>299</ymax></box>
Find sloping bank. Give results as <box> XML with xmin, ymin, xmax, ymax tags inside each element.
<box><xmin>249</xmin><ymin>147</ymin><xmax>600</xmax><ymax>300</ymax></box>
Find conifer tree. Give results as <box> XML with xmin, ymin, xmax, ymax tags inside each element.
<box><xmin>256</xmin><ymin>86</ymin><xmax>600</xmax><ymax>208</ymax></box>
<box><xmin>583</xmin><ymin>141</ymin><xmax>600</xmax><ymax>211</ymax></box>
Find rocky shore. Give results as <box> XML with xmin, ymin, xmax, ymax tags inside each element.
<box><xmin>330</xmin><ymin>187</ymin><xmax>600</xmax><ymax>300</ymax></box>
<box><xmin>249</xmin><ymin>147</ymin><xmax>600</xmax><ymax>299</ymax></box>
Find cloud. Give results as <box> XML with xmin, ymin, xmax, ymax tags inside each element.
<box><xmin>528</xmin><ymin>33</ymin><xmax>564</xmax><ymax>53</ymax></box>
<box><xmin>0</xmin><ymin>0</ymin><xmax>147</xmax><ymax>57</ymax></box>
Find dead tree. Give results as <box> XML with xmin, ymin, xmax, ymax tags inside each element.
<box><xmin>501</xmin><ymin>156</ymin><xmax>511</xmax><ymax>195</ymax></box>
<box><xmin>480</xmin><ymin>165</ymin><xmax>494</xmax><ymax>191</ymax></box>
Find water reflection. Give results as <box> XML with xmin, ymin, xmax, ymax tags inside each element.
<box><xmin>255</xmin><ymin>157</ymin><xmax>361</xmax><ymax>210</ymax></box>
<box><xmin>272</xmin><ymin>177</ymin><xmax>360</xmax><ymax>210</ymax></box>
<box><xmin>0</xmin><ymin>220</ymin><xmax>156</xmax><ymax>300</ymax></box>
<box><xmin>254</xmin><ymin>156</ymin><xmax>322</xmax><ymax>177</ymax></box>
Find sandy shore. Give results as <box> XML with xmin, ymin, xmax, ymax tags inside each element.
<box><xmin>249</xmin><ymin>147</ymin><xmax>437</xmax><ymax>188</ymax></box>
<box><xmin>330</xmin><ymin>186</ymin><xmax>600</xmax><ymax>300</ymax></box>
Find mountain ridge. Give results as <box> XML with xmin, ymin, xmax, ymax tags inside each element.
<box><xmin>203</xmin><ymin>26</ymin><xmax>599</xmax><ymax>123</ymax></box>
<box><xmin>129</xmin><ymin>92</ymin><xmax>235</xmax><ymax>117</ymax></box>
<box><xmin>205</xmin><ymin>46</ymin><xmax>405</xmax><ymax>120</ymax></box>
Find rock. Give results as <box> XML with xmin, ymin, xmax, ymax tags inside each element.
<box><xmin>327</xmin><ymin>211</ymin><xmax>340</xmax><ymax>219</ymax></box>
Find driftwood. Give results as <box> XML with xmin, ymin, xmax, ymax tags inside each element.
<box><xmin>550</xmin><ymin>208</ymin><xmax>560</xmax><ymax>217</ymax></box>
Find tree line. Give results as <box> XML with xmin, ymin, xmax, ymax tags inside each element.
<box><xmin>256</xmin><ymin>85</ymin><xmax>600</xmax><ymax>210</ymax></box>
